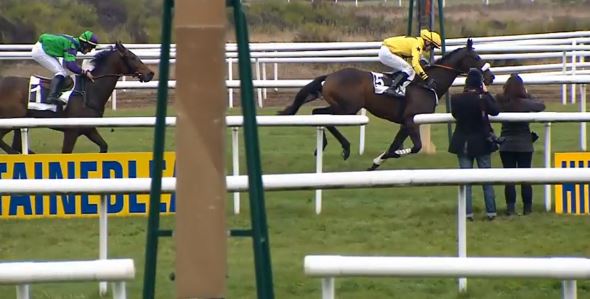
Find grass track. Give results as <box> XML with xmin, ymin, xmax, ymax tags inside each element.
<box><xmin>0</xmin><ymin>102</ymin><xmax>589</xmax><ymax>298</ymax></box>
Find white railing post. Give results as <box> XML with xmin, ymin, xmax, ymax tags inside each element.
<box><xmin>457</xmin><ymin>184</ymin><xmax>467</xmax><ymax>292</ymax></box>
<box><xmin>321</xmin><ymin>277</ymin><xmax>335</xmax><ymax>299</ymax></box>
<box><xmin>316</xmin><ymin>126</ymin><xmax>324</xmax><ymax>214</ymax></box>
<box><xmin>112</xmin><ymin>281</ymin><xmax>127</xmax><ymax>299</ymax></box>
<box><xmin>16</xmin><ymin>285</ymin><xmax>30</xmax><ymax>299</ymax></box>
<box><xmin>20</xmin><ymin>128</ymin><xmax>29</xmax><ymax>155</ymax></box>
<box><xmin>562</xmin><ymin>280</ymin><xmax>577</xmax><ymax>299</ymax></box>
<box><xmin>571</xmin><ymin>41</ymin><xmax>577</xmax><ymax>104</ymax></box>
<box><xmin>544</xmin><ymin>122</ymin><xmax>552</xmax><ymax>212</ymax></box>
<box><xmin>99</xmin><ymin>195</ymin><xmax>108</xmax><ymax>296</ymax></box>
<box><xmin>255</xmin><ymin>58</ymin><xmax>263</xmax><ymax>107</ymax></box>
<box><xmin>580</xmin><ymin>84</ymin><xmax>587</xmax><ymax>151</ymax></box>
<box><xmin>228</xmin><ymin>58</ymin><xmax>234</xmax><ymax>108</ymax></box>
<box><xmin>562</xmin><ymin>51</ymin><xmax>568</xmax><ymax>105</ymax></box>
<box><xmin>262</xmin><ymin>62</ymin><xmax>268</xmax><ymax>100</ymax></box>
<box><xmin>232</xmin><ymin>127</ymin><xmax>241</xmax><ymax>214</ymax></box>
<box><xmin>359</xmin><ymin>108</ymin><xmax>366</xmax><ymax>155</ymax></box>
<box><xmin>273</xmin><ymin>54</ymin><xmax>279</xmax><ymax>92</ymax></box>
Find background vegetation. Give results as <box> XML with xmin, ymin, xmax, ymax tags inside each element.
<box><xmin>1</xmin><ymin>0</ymin><xmax>590</xmax><ymax>44</ymax></box>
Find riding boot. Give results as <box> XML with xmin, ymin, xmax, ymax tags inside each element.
<box><xmin>384</xmin><ymin>72</ymin><xmax>409</xmax><ymax>97</ymax></box>
<box><xmin>46</xmin><ymin>75</ymin><xmax>65</xmax><ymax>106</ymax></box>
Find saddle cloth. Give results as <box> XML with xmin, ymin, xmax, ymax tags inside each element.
<box><xmin>370</xmin><ymin>72</ymin><xmax>407</xmax><ymax>97</ymax></box>
<box><xmin>28</xmin><ymin>75</ymin><xmax>75</xmax><ymax>112</ymax></box>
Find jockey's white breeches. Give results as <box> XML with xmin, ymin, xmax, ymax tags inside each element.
<box><xmin>31</xmin><ymin>42</ymin><xmax>68</xmax><ymax>77</ymax></box>
<box><xmin>378</xmin><ymin>45</ymin><xmax>416</xmax><ymax>81</ymax></box>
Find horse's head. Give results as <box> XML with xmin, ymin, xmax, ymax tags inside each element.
<box><xmin>113</xmin><ymin>41</ymin><xmax>154</xmax><ymax>82</ymax></box>
<box><xmin>90</xmin><ymin>42</ymin><xmax>155</xmax><ymax>82</ymax></box>
<box><xmin>439</xmin><ymin>38</ymin><xmax>495</xmax><ymax>85</ymax></box>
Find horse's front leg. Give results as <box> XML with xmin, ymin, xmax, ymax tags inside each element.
<box><xmin>367</xmin><ymin>126</ymin><xmax>409</xmax><ymax>171</ymax></box>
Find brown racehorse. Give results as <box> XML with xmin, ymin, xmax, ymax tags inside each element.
<box><xmin>0</xmin><ymin>41</ymin><xmax>154</xmax><ymax>154</ymax></box>
<box><xmin>278</xmin><ymin>39</ymin><xmax>495</xmax><ymax>170</ymax></box>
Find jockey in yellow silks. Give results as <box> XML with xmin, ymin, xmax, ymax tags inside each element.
<box><xmin>378</xmin><ymin>29</ymin><xmax>441</xmax><ymax>97</ymax></box>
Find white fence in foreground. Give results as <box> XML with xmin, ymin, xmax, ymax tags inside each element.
<box><xmin>304</xmin><ymin>256</ymin><xmax>590</xmax><ymax>299</ymax></box>
<box><xmin>7</xmin><ymin>115</ymin><xmax>369</xmax><ymax>214</ymax></box>
<box><xmin>2</xmin><ymin>168</ymin><xmax>590</xmax><ymax>297</ymax></box>
<box><xmin>0</xmin><ymin>259</ymin><xmax>134</xmax><ymax>299</ymax></box>
<box><xmin>414</xmin><ymin>111</ymin><xmax>590</xmax><ymax>212</ymax></box>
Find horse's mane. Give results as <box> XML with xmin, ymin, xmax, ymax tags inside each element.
<box><xmin>433</xmin><ymin>47</ymin><xmax>464</xmax><ymax>65</ymax></box>
<box><xmin>90</xmin><ymin>46</ymin><xmax>117</xmax><ymax>73</ymax></box>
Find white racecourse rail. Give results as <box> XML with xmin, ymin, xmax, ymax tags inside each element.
<box><xmin>0</xmin><ymin>259</ymin><xmax>134</xmax><ymax>299</ymax></box>
<box><xmin>2</xmin><ymin>168</ymin><xmax>590</xmax><ymax>297</ymax></box>
<box><xmin>7</xmin><ymin>115</ymin><xmax>368</xmax><ymax>214</ymax></box>
<box><xmin>414</xmin><ymin>111</ymin><xmax>590</xmax><ymax>212</ymax></box>
<box><xmin>2</xmin><ymin>114</ymin><xmax>367</xmax><ymax>286</ymax></box>
<box><xmin>304</xmin><ymin>256</ymin><xmax>590</xmax><ymax>299</ymax></box>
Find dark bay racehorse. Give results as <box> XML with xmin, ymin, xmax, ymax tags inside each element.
<box><xmin>279</xmin><ymin>39</ymin><xmax>495</xmax><ymax>170</ymax></box>
<box><xmin>0</xmin><ymin>41</ymin><xmax>154</xmax><ymax>154</ymax></box>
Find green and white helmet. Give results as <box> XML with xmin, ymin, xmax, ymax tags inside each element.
<box><xmin>79</xmin><ymin>31</ymin><xmax>98</xmax><ymax>46</ymax></box>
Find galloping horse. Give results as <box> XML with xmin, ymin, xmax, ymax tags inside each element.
<box><xmin>0</xmin><ymin>41</ymin><xmax>154</xmax><ymax>154</ymax></box>
<box><xmin>279</xmin><ymin>39</ymin><xmax>495</xmax><ymax>170</ymax></box>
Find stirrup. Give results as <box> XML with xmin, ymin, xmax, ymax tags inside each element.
<box><xmin>383</xmin><ymin>87</ymin><xmax>403</xmax><ymax>97</ymax></box>
<box><xmin>46</xmin><ymin>97</ymin><xmax>64</xmax><ymax>105</ymax></box>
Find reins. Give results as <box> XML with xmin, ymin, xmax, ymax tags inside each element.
<box><xmin>431</xmin><ymin>64</ymin><xmax>463</xmax><ymax>73</ymax></box>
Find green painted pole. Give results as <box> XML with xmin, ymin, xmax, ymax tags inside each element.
<box><xmin>142</xmin><ymin>0</ymin><xmax>173</xmax><ymax>298</ymax></box>
<box><xmin>230</xmin><ymin>0</ymin><xmax>275</xmax><ymax>298</ymax></box>
<box><xmin>407</xmin><ymin>0</ymin><xmax>414</xmax><ymax>36</ymax></box>
<box><xmin>437</xmin><ymin>0</ymin><xmax>453</xmax><ymax>142</ymax></box>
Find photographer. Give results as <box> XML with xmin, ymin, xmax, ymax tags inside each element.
<box><xmin>448</xmin><ymin>68</ymin><xmax>500</xmax><ymax>221</ymax></box>
<box><xmin>496</xmin><ymin>73</ymin><xmax>546</xmax><ymax>216</ymax></box>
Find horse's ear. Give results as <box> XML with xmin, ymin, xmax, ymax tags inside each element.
<box><xmin>467</xmin><ymin>38</ymin><xmax>473</xmax><ymax>50</ymax></box>
<box><xmin>115</xmin><ymin>41</ymin><xmax>126</xmax><ymax>56</ymax></box>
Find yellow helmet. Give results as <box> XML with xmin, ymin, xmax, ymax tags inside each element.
<box><xmin>420</xmin><ymin>29</ymin><xmax>441</xmax><ymax>48</ymax></box>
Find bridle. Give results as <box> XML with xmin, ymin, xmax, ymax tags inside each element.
<box><xmin>90</xmin><ymin>50</ymin><xmax>142</xmax><ymax>80</ymax></box>
<box><xmin>432</xmin><ymin>61</ymin><xmax>491</xmax><ymax>75</ymax></box>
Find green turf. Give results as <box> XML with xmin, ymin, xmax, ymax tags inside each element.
<box><xmin>0</xmin><ymin>102</ymin><xmax>589</xmax><ymax>298</ymax></box>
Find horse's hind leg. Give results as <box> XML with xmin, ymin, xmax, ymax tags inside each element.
<box><xmin>61</xmin><ymin>130</ymin><xmax>81</xmax><ymax>153</ymax></box>
<box><xmin>0</xmin><ymin>129</ymin><xmax>20</xmax><ymax>154</ymax></box>
<box><xmin>11</xmin><ymin>129</ymin><xmax>35</xmax><ymax>154</ymax></box>
<box><xmin>84</xmin><ymin>128</ymin><xmax>108</xmax><ymax>153</ymax></box>
<box><xmin>404</xmin><ymin>121</ymin><xmax>423</xmax><ymax>154</ymax></box>
<box><xmin>312</xmin><ymin>106</ymin><xmax>351</xmax><ymax>160</ymax></box>
<box><xmin>367</xmin><ymin>125</ymin><xmax>409</xmax><ymax>171</ymax></box>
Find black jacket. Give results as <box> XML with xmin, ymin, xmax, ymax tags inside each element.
<box><xmin>497</xmin><ymin>94</ymin><xmax>545</xmax><ymax>152</ymax></box>
<box><xmin>448</xmin><ymin>91</ymin><xmax>500</xmax><ymax>157</ymax></box>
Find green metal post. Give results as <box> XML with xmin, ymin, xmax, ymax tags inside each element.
<box><xmin>437</xmin><ymin>0</ymin><xmax>452</xmax><ymax>142</ymax></box>
<box><xmin>230</xmin><ymin>0</ymin><xmax>275</xmax><ymax>298</ymax></box>
<box><xmin>142</xmin><ymin>0</ymin><xmax>173</xmax><ymax>298</ymax></box>
<box><xmin>407</xmin><ymin>0</ymin><xmax>414</xmax><ymax>36</ymax></box>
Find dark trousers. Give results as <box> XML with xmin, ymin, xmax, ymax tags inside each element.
<box><xmin>499</xmin><ymin>151</ymin><xmax>533</xmax><ymax>210</ymax></box>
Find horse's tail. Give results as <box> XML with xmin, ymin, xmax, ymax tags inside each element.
<box><xmin>278</xmin><ymin>74</ymin><xmax>327</xmax><ymax>115</ymax></box>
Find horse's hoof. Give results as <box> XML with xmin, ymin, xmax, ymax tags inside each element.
<box><xmin>366</xmin><ymin>163</ymin><xmax>380</xmax><ymax>171</ymax></box>
<box><xmin>342</xmin><ymin>147</ymin><xmax>350</xmax><ymax>160</ymax></box>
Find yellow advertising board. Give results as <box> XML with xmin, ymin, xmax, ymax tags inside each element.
<box><xmin>554</xmin><ymin>152</ymin><xmax>590</xmax><ymax>215</ymax></box>
<box><xmin>0</xmin><ymin>152</ymin><xmax>176</xmax><ymax>219</ymax></box>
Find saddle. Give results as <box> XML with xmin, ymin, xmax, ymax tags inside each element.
<box><xmin>34</xmin><ymin>75</ymin><xmax>74</xmax><ymax>92</ymax></box>
<box><xmin>371</xmin><ymin>71</ymin><xmax>404</xmax><ymax>97</ymax></box>
<box><xmin>28</xmin><ymin>75</ymin><xmax>77</xmax><ymax>112</ymax></box>
<box><xmin>371</xmin><ymin>71</ymin><xmax>436</xmax><ymax>100</ymax></box>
